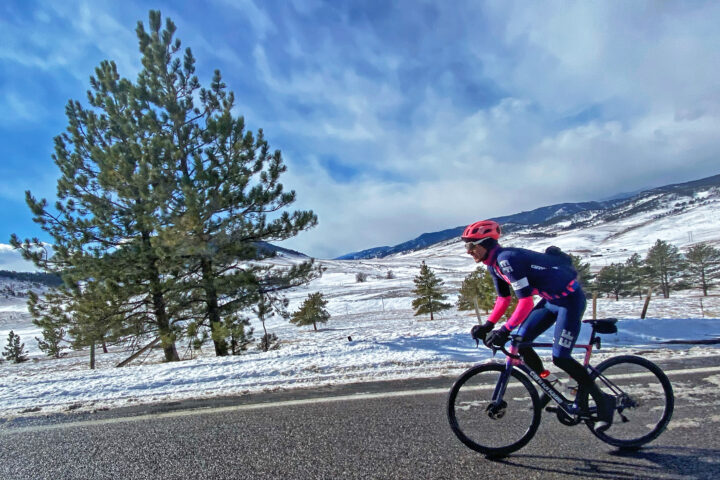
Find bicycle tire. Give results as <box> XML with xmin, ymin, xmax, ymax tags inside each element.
<box><xmin>447</xmin><ymin>363</ymin><xmax>541</xmax><ymax>457</ymax></box>
<box><xmin>583</xmin><ymin>355</ymin><xmax>674</xmax><ymax>449</ymax></box>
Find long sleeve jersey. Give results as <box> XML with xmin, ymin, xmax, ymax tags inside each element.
<box><xmin>487</xmin><ymin>246</ymin><xmax>580</xmax><ymax>301</ymax></box>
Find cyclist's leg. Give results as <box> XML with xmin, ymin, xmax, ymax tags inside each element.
<box><xmin>516</xmin><ymin>300</ymin><xmax>555</xmax><ymax>375</ymax></box>
<box><xmin>547</xmin><ymin>294</ymin><xmax>613</xmax><ymax>431</ymax></box>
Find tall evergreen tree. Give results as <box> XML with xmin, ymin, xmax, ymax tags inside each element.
<box><xmin>133</xmin><ymin>11</ymin><xmax>318</xmax><ymax>356</ymax></box>
<box><xmin>457</xmin><ymin>268</ymin><xmax>495</xmax><ymax>319</ymax></box>
<box><xmin>10</xmin><ymin>25</ymin><xmax>183</xmax><ymax>361</ymax></box>
<box><xmin>290</xmin><ymin>292</ymin><xmax>330</xmax><ymax>331</ymax></box>
<box><xmin>624</xmin><ymin>253</ymin><xmax>647</xmax><ymax>299</ymax></box>
<box><xmin>595</xmin><ymin>263</ymin><xmax>628</xmax><ymax>301</ymax></box>
<box><xmin>685</xmin><ymin>243</ymin><xmax>720</xmax><ymax>296</ymax></box>
<box><xmin>645</xmin><ymin>239</ymin><xmax>684</xmax><ymax>298</ymax></box>
<box><xmin>11</xmin><ymin>11</ymin><xmax>318</xmax><ymax>360</ymax></box>
<box><xmin>412</xmin><ymin>261</ymin><xmax>452</xmax><ymax>320</ymax></box>
<box><xmin>569</xmin><ymin>253</ymin><xmax>594</xmax><ymax>292</ymax></box>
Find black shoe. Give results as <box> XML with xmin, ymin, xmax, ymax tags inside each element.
<box><xmin>593</xmin><ymin>393</ymin><xmax>615</xmax><ymax>433</ymax></box>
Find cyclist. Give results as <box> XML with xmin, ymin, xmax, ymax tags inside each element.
<box><xmin>463</xmin><ymin>219</ymin><xmax>613</xmax><ymax>432</ymax></box>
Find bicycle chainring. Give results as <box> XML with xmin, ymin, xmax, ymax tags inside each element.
<box><xmin>556</xmin><ymin>408</ymin><xmax>582</xmax><ymax>426</ymax></box>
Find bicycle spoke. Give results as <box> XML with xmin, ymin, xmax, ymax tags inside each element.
<box><xmin>448</xmin><ymin>364</ymin><xmax>540</xmax><ymax>456</ymax></box>
<box><xmin>587</xmin><ymin>355</ymin><xmax>674</xmax><ymax>448</ymax></box>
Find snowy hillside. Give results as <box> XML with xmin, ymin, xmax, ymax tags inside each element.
<box><xmin>1</xmin><ymin>181</ymin><xmax>720</xmax><ymax>418</ymax></box>
<box><xmin>338</xmin><ymin>173</ymin><xmax>720</xmax><ymax>260</ymax></box>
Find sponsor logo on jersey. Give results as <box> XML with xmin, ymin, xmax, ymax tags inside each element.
<box><xmin>558</xmin><ymin>329</ymin><xmax>575</xmax><ymax>349</ymax></box>
<box><xmin>499</xmin><ymin>260</ymin><xmax>513</xmax><ymax>273</ymax></box>
<box><xmin>511</xmin><ymin>277</ymin><xmax>529</xmax><ymax>291</ymax></box>
<box><xmin>531</xmin><ymin>265</ymin><xmax>546</xmax><ymax>270</ymax></box>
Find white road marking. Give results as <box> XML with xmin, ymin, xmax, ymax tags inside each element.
<box><xmin>3</xmin><ymin>365</ymin><xmax>719</xmax><ymax>435</ymax></box>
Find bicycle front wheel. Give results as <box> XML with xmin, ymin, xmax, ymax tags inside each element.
<box><xmin>586</xmin><ymin>355</ymin><xmax>674</xmax><ymax>449</ymax></box>
<box><xmin>447</xmin><ymin>363</ymin><xmax>541</xmax><ymax>457</ymax></box>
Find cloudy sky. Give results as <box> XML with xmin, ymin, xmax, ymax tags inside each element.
<box><xmin>2</xmin><ymin>0</ymin><xmax>720</xmax><ymax>269</ymax></box>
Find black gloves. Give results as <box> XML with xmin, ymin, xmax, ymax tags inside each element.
<box><xmin>470</xmin><ymin>321</ymin><xmax>494</xmax><ymax>346</ymax></box>
<box><xmin>485</xmin><ymin>326</ymin><xmax>511</xmax><ymax>348</ymax></box>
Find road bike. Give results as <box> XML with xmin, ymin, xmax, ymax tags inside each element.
<box><xmin>447</xmin><ymin>318</ymin><xmax>674</xmax><ymax>458</ymax></box>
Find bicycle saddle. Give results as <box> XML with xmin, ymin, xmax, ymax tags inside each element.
<box><xmin>582</xmin><ymin>318</ymin><xmax>618</xmax><ymax>334</ymax></box>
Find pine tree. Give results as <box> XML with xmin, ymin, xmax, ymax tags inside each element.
<box><xmin>685</xmin><ymin>243</ymin><xmax>720</xmax><ymax>296</ymax></box>
<box><xmin>28</xmin><ymin>280</ymin><xmax>141</xmax><ymax>367</ymax></box>
<box><xmin>457</xmin><ymin>268</ymin><xmax>495</xmax><ymax>318</ymax></box>
<box><xmin>290</xmin><ymin>292</ymin><xmax>330</xmax><ymax>331</ymax></box>
<box><xmin>569</xmin><ymin>254</ymin><xmax>594</xmax><ymax>292</ymax></box>
<box><xmin>11</xmin><ymin>11</ymin><xmax>318</xmax><ymax>360</ymax></box>
<box><xmin>10</xmin><ymin>16</ymin><xmax>183</xmax><ymax>361</ymax></box>
<box><xmin>412</xmin><ymin>261</ymin><xmax>452</xmax><ymax>320</ymax></box>
<box><xmin>645</xmin><ymin>239</ymin><xmax>684</xmax><ymax>298</ymax></box>
<box><xmin>221</xmin><ymin>315</ymin><xmax>254</xmax><ymax>355</ymax></box>
<box><xmin>132</xmin><ymin>11</ymin><xmax>317</xmax><ymax>356</ymax></box>
<box><xmin>35</xmin><ymin>324</ymin><xmax>66</xmax><ymax>359</ymax></box>
<box><xmin>595</xmin><ymin>263</ymin><xmax>629</xmax><ymax>301</ymax></box>
<box><xmin>258</xmin><ymin>332</ymin><xmax>281</xmax><ymax>351</ymax></box>
<box><xmin>253</xmin><ymin>262</ymin><xmax>322</xmax><ymax>350</ymax></box>
<box><xmin>3</xmin><ymin>331</ymin><xmax>29</xmax><ymax>363</ymax></box>
<box><xmin>624</xmin><ymin>253</ymin><xmax>647</xmax><ymax>299</ymax></box>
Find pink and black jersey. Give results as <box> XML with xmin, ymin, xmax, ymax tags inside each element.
<box><xmin>486</xmin><ymin>246</ymin><xmax>580</xmax><ymax>301</ymax></box>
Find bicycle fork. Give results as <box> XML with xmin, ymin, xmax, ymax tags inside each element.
<box><xmin>488</xmin><ymin>365</ymin><xmax>512</xmax><ymax>419</ymax></box>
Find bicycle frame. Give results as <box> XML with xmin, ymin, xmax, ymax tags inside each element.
<box><xmin>492</xmin><ymin>356</ymin><xmax>580</xmax><ymax>418</ymax></box>
<box><xmin>490</xmin><ymin>329</ymin><xmax>606</xmax><ymax>419</ymax></box>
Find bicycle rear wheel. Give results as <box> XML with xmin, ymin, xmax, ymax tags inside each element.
<box><xmin>447</xmin><ymin>363</ymin><xmax>541</xmax><ymax>457</ymax></box>
<box><xmin>585</xmin><ymin>355</ymin><xmax>674</xmax><ymax>449</ymax></box>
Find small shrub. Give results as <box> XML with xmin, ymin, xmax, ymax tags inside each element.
<box><xmin>3</xmin><ymin>330</ymin><xmax>29</xmax><ymax>363</ymax></box>
<box><xmin>258</xmin><ymin>333</ymin><xmax>281</xmax><ymax>351</ymax></box>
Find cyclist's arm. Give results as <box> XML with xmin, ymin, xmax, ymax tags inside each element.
<box><xmin>503</xmin><ymin>296</ymin><xmax>534</xmax><ymax>330</ymax></box>
<box><xmin>486</xmin><ymin>267</ymin><xmax>512</xmax><ymax>324</ymax></box>
<box><xmin>486</xmin><ymin>296</ymin><xmax>512</xmax><ymax>324</ymax></box>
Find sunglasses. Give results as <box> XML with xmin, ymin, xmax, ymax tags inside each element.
<box><xmin>464</xmin><ymin>239</ymin><xmax>486</xmax><ymax>252</ymax></box>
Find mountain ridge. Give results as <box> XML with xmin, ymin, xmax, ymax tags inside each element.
<box><xmin>335</xmin><ymin>173</ymin><xmax>720</xmax><ymax>260</ymax></box>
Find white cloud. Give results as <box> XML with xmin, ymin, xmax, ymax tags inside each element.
<box><xmin>0</xmin><ymin>244</ymin><xmax>38</xmax><ymax>272</ymax></box>
<box><xmin>212</xmin><ymin>0</ymin><xmax>276</xmax><ymax>40</ymax></box>
<box><xmin>0</xmin><ymin>1</ymin><xmax>140</xmax><ymax>82</ymax></box>
<box><xmin>5</xmin><ymin>1</ymin><xmax>720</xmax><ymax>259</ymax></box>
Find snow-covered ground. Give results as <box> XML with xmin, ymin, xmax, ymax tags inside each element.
<box><xmin>1</xmin><ymin>188</ymin><xmax>719</xmax><ymax>418</ymax></box>
<box><xmin>1</xmin><ymin>261</ymin><xmax>719</xmax><ymax>419</ymax></box>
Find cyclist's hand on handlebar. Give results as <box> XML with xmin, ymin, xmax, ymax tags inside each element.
<box><xmin>470</xmin><ymin>321</ymin><xmax>494</xmax><ymax>347</ymax></box>
<box><xmin>485</xmin><ymin>326</ymin><xmax>511</xmax><ymax>348</ymax></box>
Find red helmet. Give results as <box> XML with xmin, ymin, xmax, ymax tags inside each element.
<box><xmin>461</xmin><ymin>220</ymin><xmax>501</xmax><ymax>242</ymax></box>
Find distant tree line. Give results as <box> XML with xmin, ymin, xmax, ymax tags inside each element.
<box><xmin>593</xmin><ymin>240</ymin><xmax>720</xmax><ymax>300</ymax></box>
<box><xmin>0</xmin><ymin>271</ymin><xmax>62</xmax><ymax>287</ymax></box>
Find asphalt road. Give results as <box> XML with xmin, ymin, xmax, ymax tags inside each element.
<box><xmin>1</xmin><ymin>354</ymin><xmax>719</xmax><ymax>480</ymax></box>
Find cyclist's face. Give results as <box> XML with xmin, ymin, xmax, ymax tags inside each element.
<box><xmin>466</xmin><ymin>243</ymin><xmax>487</xmax><ymax>263</ymax></box>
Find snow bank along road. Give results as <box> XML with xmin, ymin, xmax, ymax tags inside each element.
<box><xmin>1</xmin><ymin>355</ymin><xmax>719</xmax><ymax>480</ymax></box>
